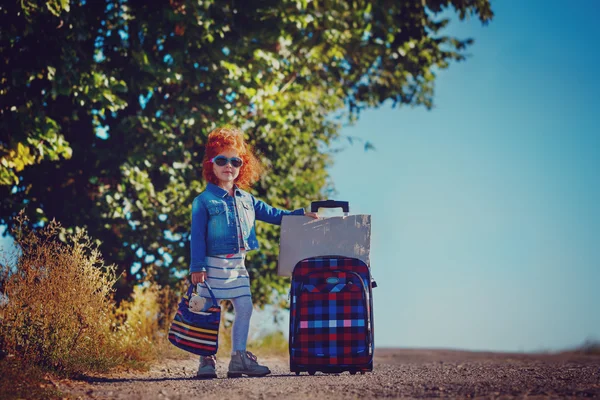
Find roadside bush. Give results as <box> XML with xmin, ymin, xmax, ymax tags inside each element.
<box><xmin>577</xmin><ymin>339</ymin><xmax>600</xmax><ymax>355</ymax></box>
<box><xmin>111</xmin><ymin>271</ymin><xmax>183</xmax><ymax>365</ymax></box>
<box><xmin>0</xmin><ymin>213</ymin><xmax>119</xmax><ymax>373</ymax></box>
<box><xmin>0</xmin><ymin>212</ymin><xmax>184</xmax><ymax>375</ymax></box>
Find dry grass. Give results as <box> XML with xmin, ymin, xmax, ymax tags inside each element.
<box><xmin>0</xmin><ymin>212</ymin><xmax>184</xmax><ymax>379</ymax></box>
<box><xmin>109</xmin><ymin>275</ymin><xmax>183</xmax><ymax>369</ymax></box>
<box><xmin>0</xmin><ymin>213</ymin><xmax>119</xmax><ymax>374</ymax></box>
<box><xmin>248</xmin><ymin>331</ymin><xmax>288</xmax><ymax>357</ymax></box>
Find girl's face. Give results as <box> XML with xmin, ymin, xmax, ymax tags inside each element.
<box><xmin>211</xmin><ymin>148</ymin><xmax>242</xmax><ymax>187</ymax></box>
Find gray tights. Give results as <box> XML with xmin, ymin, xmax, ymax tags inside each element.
<box><xmin>201</xmin><ymin>296</ymin><xmax>253</xmax><ymax>358</ymax></box>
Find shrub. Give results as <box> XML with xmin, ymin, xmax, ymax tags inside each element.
<box><xmin>0</xmin><ymin>213</ymin><xmax>185</xmax><ymax>375</ymax></box>
<box><xmin>0</xmin><ymin>213</ymin><xmax>119</xmax><ymax>374</ymax></box>
<box><xmin>110</xmin><ymin>272</ymin><xmax>184</xmax><ymax>366</ymax></box>
<box><xmin>577</xmin><ymin>339</ymin><xmax>600</xmax><ymax>355</ymax></box>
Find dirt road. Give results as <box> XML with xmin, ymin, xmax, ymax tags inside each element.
<box><xmin>59</xmin><ymin>349</ymin><xmax>600</xmax><ymax>399</ymax></box>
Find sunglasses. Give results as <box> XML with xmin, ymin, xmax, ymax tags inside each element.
<box><xmin>211</xmin><ymin>155</ymin><xmax>243</xmax><ymax>168</ymax></box>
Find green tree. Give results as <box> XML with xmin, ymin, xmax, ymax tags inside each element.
<box><xmin>0</xmin><ymin>0</ymin><xmax>493</xmax><ymax>304</ymax></box>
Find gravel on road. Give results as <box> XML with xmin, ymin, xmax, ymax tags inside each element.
<box><xmin>58</xmin><ymin>349</ymin><xmax>600</xmax><ymax>399</ymax></box>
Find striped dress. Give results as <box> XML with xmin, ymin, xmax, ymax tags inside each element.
<box><xmin>198</xmin><ymin>198</ymin><xmax>251</xmax><ymax>300</ymax></box>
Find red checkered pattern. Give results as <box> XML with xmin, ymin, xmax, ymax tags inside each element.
<box><xmin>289</xmin><ymin>256</ymin><xmax>374</xmax><ymax>373</ymax></box>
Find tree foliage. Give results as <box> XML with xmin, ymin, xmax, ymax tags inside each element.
<box><xmin>0</xmin><ymin>0</ymin><xmax>492</xmax><ymax>304</ymax></box>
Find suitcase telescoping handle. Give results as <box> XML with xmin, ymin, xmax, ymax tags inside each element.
<box><xmin>310</xmin><ymin>200</ymin><xmax>349</xmax><ymax>213</ymax></box>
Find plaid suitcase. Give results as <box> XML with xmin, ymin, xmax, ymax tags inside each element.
<box><xmin>289</xmin><ymin>256</ymin><xmax>375</xmax><ymax>375</ymax></box>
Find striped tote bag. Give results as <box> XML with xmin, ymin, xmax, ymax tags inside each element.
<box><xmin>168</xmin><ymin>281</ymin><xmax>220</xmax><ymax>356</ymax></box>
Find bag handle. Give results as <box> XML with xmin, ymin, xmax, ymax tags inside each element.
<box><xmin>186</xmin><ymin>280</ymin><xmax>218</xmax><ymax>306</ymax></box>
<box><xmin>310</xmin><ymin>200</ymin><xmax>349</xmax><ymax>213</ymax></box>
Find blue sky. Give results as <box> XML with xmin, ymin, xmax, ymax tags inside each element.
<box><xmin>326</xmin><ymin>0</ymin><xmax>600</xmax><ymax>352</ymax></box>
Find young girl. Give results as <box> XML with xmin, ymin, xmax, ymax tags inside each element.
<box><xmin>190</xmin><ymin>126</ymin><xmax>318</xmax><ymax>379</ymax></box>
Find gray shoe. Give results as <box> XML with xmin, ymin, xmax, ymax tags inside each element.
<box><xmin>227</xmin><ymin>351</ymin><xmax>271</xmax><ymax>378</ymax></box>
<box><xmin>196</xmin><ymin>355</ymin><xmax>217</xmax><ymax>379</ymax></box>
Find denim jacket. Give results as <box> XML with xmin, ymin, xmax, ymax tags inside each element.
<box><xmin>189</xmin><ymin>182</ymin><xmax>305</xmax><ymax>273</ymax></box>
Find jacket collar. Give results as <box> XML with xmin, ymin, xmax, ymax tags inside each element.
<box><xmin>206</xmin><ymin>182</ymin><xmax>242</xmax><ymax>198</ymax></box>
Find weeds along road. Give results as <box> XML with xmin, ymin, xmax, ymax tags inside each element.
<box><xmin>60</xmin><ymin>349</ymin><xmax>600</xmax><ymax>399</ymax></box>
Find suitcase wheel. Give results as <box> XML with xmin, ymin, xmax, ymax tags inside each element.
<box><xmin>295</xmin><ymin>372</ymin><xmax>300</xmax><ymax>376</ymax></box>
<box><xmin>360</xmin><ymin>371</ymin><xmax>366</xmax><ymax>375</ymax></box>
<box><xmin>308</xmin><ymin>370</ymin><xmax>316</xmax><ymax>376</ymax></box>
<box><xmin>349</xmin><ymin>371</ymin><xmax>357</xmax><ymax>375</ymax></box>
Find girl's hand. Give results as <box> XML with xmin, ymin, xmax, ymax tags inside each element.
<box><xmin>191</xmin><ymin>271</ymin><xmax>207</xmax><ymax>284</ymax></box>
<box><xmin>305</xmin><ymin>212</ymin><xmax>319</xmax><ymax>219</ymax></box>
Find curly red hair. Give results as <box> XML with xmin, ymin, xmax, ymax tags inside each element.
<box><xmin>202</xmin><ymin>126</ymin><xmax>263</xmax><ymax>189</ymax></box>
